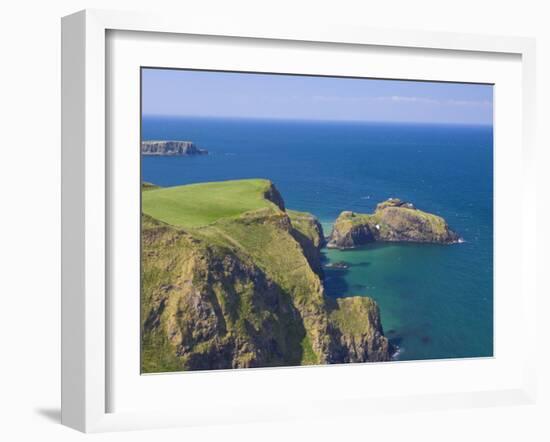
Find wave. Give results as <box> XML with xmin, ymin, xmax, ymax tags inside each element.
<box><xmin>391</xmin><ymin>345</ymin><xmax>403</xmax><ymax>361</ymax></box>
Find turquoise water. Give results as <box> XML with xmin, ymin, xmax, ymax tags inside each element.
<box><xmin>142</xmin><ymin>116</ymin><xmax>493</xmax><ymax>361</ymax></box>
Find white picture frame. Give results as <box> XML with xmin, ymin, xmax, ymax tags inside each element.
<box><xmin>61</xmin><ymin>9</ymin><xmax>538</xmax><ymax>433</ymax></box>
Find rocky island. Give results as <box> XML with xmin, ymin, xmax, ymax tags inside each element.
<box><xmin>327</xmin><ymin>198</ymin><xmax>460</xmax><ymax>249</ymax></box>
<box><xmin>141</xmin><ymin>140</ymin><xmax>208</xmax><ymax>156</ymax></box>
<box><xmin>141</xmin><ymin>179</ymin><xmax>392</xmax><ymax>372</ymax></box>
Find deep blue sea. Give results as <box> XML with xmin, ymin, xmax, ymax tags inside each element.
<box><xmin>142</xmin><ymin>116</ymin><xmax>493</xmax><ymax>361</ymax></box>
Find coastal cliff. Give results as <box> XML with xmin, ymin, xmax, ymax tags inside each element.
<box><xmin>141</xmin><ymin>179</ymin><xmax>391</xmax><ymax>372</ymax></box>
<box><xmin>327</xmin><ymin>198</ymin><xmax>460</xmax><ymax>249</ymax></box>
<box><xmin>141</xmin><ymin>140</ymin><xmax>208</xmax><ymax>156</ymax></box>
<box><xmin>328</xmin><ymin>297</ymin><xmax>392</xmax><ymax>362</ymax></box>
<box><xmin>288</xmin><ymin>210</ymin><xmax>325</xmax><ymax>277</ymax></box>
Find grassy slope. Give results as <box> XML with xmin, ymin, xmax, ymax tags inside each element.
<box><xmin>329</xmin><ymin>297</ymin><xmax>380</xmax><ymax>336</ymax></box>
<box><xmin>142</xmin><ymin>179</ymin><xmax>275</xmax><ymax>228</ymax></box>
<box><xmin>141</xmin><ymin>179</ymin><xmax>323</xmax><ymax>368</ymax></box>
<box><xmin>194</xmin><ymin>208</ymin><xmax>324</xmax><ymax>365</ymax></box>
<box><xmin>140</xmin><ymin>214</ymin><xmax>192</xmax><ymax>372</ymax></box>
<box><xmin>141</xmin><ymin>213</ymin><xmax>310</xmax><ymax>371</ymax></box>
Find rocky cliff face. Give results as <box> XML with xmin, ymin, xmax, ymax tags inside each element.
<box><xmin>328</xmin><ymin>297</ymin><xmax>392</xmax><ymax>362</ymax></box>
<box><xmin>141</xmin><ymin>140</ymin><xmax>208</xmax><ymax>156</ymax></box>
<box><xmin>327</xmin><ymin>198</ymin><xmax>460</xmax><ymax>249</ymax></box>
<box><xmin>141</xmin><ymin>215</ymin><xmax>306</xmax><ymax>370</ymax></box>
<box><xmin>141</xmin><ymin>187</ymin><xmax>392</xmax><ymax>372</ymax></box>
<box><xmin>326</xmin><ymin>211</ymin><xmax>376</xmax><ymax>249</ymax></box>
<box><xmin>288</xmin><ymin>210</ymin><xmax>325</xmax><ymax>277</ymax></box>
<box><xmin>262</xmin><ymin>181</ymin><xmax>286</xmax><ymax>211</ymax></box>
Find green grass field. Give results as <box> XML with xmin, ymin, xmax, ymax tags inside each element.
<box><xmin>142</xmin><ymin>179</ymin><xmax>277</xmax><ymax>228</ymax></box>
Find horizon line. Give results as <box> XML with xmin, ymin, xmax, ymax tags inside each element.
<box><xmin>141</xmin><ymin>114</ymin><xmax>493</xmax><ymax>127</ymax></box>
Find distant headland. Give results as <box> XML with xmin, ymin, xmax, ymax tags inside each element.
<box><xmin>141</xmin><ymin>140</ymin><xmax>208</xmax><ymax>156</ymax></box>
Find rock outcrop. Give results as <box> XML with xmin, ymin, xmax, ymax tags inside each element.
<box><xmin>327</xmin><ymin>198</ymin><xmax>460</xmax><ymax>249</ymax></box>
<box><xmin>288</xmin><ymin>210</ymin><xmax>325</xmax><ymax>277</ymax></box>
<box><xmin>141</xmin><ymin>214</ymin><xmax>306</xmax><ymax>370</ymax></box>
<box><xmin>328</xmin><ymin>297</ymin><xmax>392</xmax><ymax>363</ymax></box>
<box><xmin>141</xmin><ymin>182</ymin><xmax>392</xmax><ymax>372</ymax></box>
<box><xmin>141</xmin><ymin>140</ymin><xmax>208</xmax><ymax>156</ymax></box>
<box><xmin>263</xmin><ymin>181</ymin><xmax>286</xmax><ymax>211</ymax></box>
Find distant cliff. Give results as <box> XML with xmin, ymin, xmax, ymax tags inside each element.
<box><xmin>141</xmin><ymin>140</ymin><xmax>208</xmax><ymax>156</ymax></box>
<box><xmin>327</xmin><ymin>198</ymin><xmax>460</xmax><ymax>249</ymax></box>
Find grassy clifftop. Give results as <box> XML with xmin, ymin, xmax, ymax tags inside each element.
<box><xmin>141</xmin><ymin>179</ymin><xmax>391</xmax><ymax>372</ymax></box>
<box><xmin>142</xmin><ymin>179</ymin><xmax>280</xmax><ymax>228</ymax></box>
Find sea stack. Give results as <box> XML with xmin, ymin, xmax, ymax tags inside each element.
<box><xmin>327</xmin><ymin>198</ymin><xmax>460</xmax><ymax>249</ymax></box>
<box><xmin>141</xmin><ymin>140</ymin><xmax>208</xmax><ymax>156</ymax></box>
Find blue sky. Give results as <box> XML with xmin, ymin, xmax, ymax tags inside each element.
<box><xmin>142</xmin><ymin>68</ymin><xmax>493</xmax><ymax>125</ymax></box>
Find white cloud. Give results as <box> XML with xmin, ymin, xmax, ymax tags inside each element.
<box><xmin>375</xmin><ymin>95</ymin><xmax>440</xmax><ymax>104</ymax></box>
<box><xmin>312</xmin><ymin>95</ymin><xmax>439</xmax><ymax>104</ymax></box>
<box><xmin>311</xmin><ymin>95</ymin><xmax>492</xmax><ymax>108</ymax></box>
<box><xmin>312</xmin><ymin>95</ymin><xmax>341</xmax><ymax>102</ymax></box>
<box><xmin>446</xmin><ymin>99</ymin><xmax>492</xmax><ymax>107</ymax></box>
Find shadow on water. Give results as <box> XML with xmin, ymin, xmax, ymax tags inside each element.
<box><xmin>340</xmin><ymin>242</ymin><xmax>397</xmax><ymax>252</ymax></box>
<box><xmin>389</xmin><ymin>336</ymin><xmax>404</xmax><ymax>349</ymax></box>
<box><xmin>323</xmin><ymin>267</ymin><xmax>350</xmax><ymax>297</ymax></box>
<box><xmin>420</xmin><ymin>335</ymin><xmax>432</xmax><ymax>344</ymax></box>
<box><xmin>353</xmin><ymin>261</ymin><xmax>371</xmax><ymax>268</ymax></box>
<box><xmin>331</xmin><ymin>241</ymin><xmax>448</xmax><ymax>254</ymax></box>
<box><xmin>385</xmin><ymin>329</ymin><xmax>404</xmax><ymax>354</ymax></box>
<box><xmin>350</xmin><ymin>284</ymin><xmax>368</xmax><ymax>291</ymax></box>
<box><xmin>321</xmin><ymin>249</ymin><xmax>372</xmax><ymax>297</ymax></box>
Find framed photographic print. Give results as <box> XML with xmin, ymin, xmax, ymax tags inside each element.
<box><xmin>61</xmin><ymin>9</ymin><xmax>538</xmax><ymax>432</ymax></box>
<box><xmin>140</xmin><ymin>68</ymin><xmax>492</xmax><ymax>372</ymax></box>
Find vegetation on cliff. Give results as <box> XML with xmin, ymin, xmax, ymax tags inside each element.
<box><xmin>287</xmin><ymin>210</ymin><xmax>325</xmax><ymax>277</ymax></box>
<box><xmin>327</xmin><ymin>198</ymin><xmax>460</xmax><ymax>249</ymax></box>
<box><xmin>141</xmin><ymin>179</ymin><xmax>391</xmax><ymax>372</ymax></box>
<box><xmin>141</xmin><ymin>182</ymin><xmax>160</xmax><ymax>191</ymax></box>
<box><xmin>142</xmin><ymin>179</ymin><xmax>276</xmax><ymax>228</ymax></box>
<box><xmin>327</xmin><ymin>297</ymin><xmax>392</xmax><ymax>362</ymax></box>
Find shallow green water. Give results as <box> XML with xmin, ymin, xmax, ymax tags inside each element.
<box><xmin>323</xmin><ymin>241</ymin><xmax>492</xmax><ymax>360</ymax></box>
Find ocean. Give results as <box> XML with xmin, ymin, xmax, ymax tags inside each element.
<box><xmin>141</xmin><ymin>115</ymin><xmax>493</xmax><ymax>361</ymax></box>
